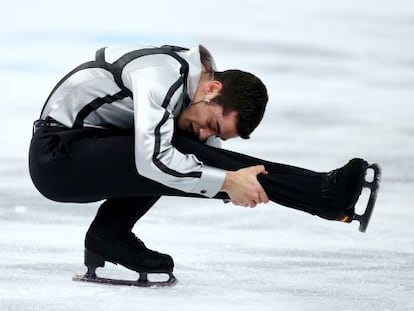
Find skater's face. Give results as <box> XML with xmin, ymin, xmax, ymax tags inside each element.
<box><xmin>178</xmin><ymin>102</ymin><xmax>239</xmax><ymax>141</ymax></box>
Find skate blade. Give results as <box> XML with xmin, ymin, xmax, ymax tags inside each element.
<box><xmin>72</xmin><ymin>271</ymin><xmax>177</xmax><ymax>288</ymax></box>
<box><xmin>352</xmin><ymin>163</ymin><xmax>381</xmax><ymax>233</ymax></box>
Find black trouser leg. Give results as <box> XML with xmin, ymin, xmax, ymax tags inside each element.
<box><xmin>172</xmin><ymin>132</ymin><xmax>326</xmax><ymax>216</ymax></box>
<box><xmin>29</xmin><ymin>127</ymin><xmax>336</xmax><ymax>223</ymax></box>
<box><xmin>86</xmin><ymin>196</ymin><xmax>161</xmax><ymax>243</ymax></box>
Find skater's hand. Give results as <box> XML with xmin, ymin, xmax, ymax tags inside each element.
<box><xmin>221</xmin><ymin>165</ymin><xmax>269</xmax><ymax>208</ymax></box>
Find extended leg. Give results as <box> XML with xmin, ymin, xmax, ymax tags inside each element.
<box><xmin>172</xmin><ymin>132</ymin><xmax>327</xmax><ymax>216</ymax></box>
<box><xmin>172</xmin><ymin>132</ymin><xmax>380</xmax><ymax>227</ymax></box>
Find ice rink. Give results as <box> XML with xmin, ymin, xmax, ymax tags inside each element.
<box><xmin>1</xmin><ymin>0</ymin><xmax>413</xmax><ymax>310</ymax></box>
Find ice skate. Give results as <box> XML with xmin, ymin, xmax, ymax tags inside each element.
<box><xmin>321</xmin><ymin>158</ymin><xmax>381</xmax><ymax>232</ymax></box>
<box><xmin>342</xmin><ymin>163</ymin><xmax>381</xmax><ymax>232</ymax></box>
<box><xmin>73</xmin><ymin>232</ymin><xmax>177</xmax><ymax>287</ymax></box>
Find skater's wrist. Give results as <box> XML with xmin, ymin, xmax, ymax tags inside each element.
<box><xmin>221</xmin><ymin>171</ymin><xmax>236</xmax><ymax>193</ymax></box>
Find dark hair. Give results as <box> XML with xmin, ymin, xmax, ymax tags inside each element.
<box><xmin>212</xmin><ymin>70</ymin><xmax>268</xmax><ymax>139</ymax></box>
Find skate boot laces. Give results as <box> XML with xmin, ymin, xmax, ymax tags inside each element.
<box><xmin>123</xmin><ymin>232</ymin><xmax>147</xmax><ymax>249</ymax></box>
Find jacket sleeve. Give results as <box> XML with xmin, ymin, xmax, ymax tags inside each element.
<box><xmin>129</xmin><ymin>67</ymin><xmax>226</xmax><ymax>197</ymax></box>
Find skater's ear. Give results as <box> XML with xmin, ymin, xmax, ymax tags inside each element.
<box><xmin>204</xmin><ymin>81</ymin><xmax>222</xmax><ymax>99</ymax></box>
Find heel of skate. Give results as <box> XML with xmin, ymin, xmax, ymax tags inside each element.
<box><xmin>84</xmin><ymin>248</ymin><xmax>105</xmax><ymax>269</ymax></box>
<box><xmin>72</xmin><ymin>249</ymin><xmax>105</xmax><ymax>280</ymax></box>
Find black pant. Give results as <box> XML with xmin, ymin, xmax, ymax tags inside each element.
<box><xmin>29</xmin><ymin>126</ymin><xmax>330</xmax><ymax>241</ymax></box>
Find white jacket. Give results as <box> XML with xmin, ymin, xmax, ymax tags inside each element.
<box><xmin>40</xmin><ymin>44</ymin><xmax>225</xmax><ymax>197</ymax></box>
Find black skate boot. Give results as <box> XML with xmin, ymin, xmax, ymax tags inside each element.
<box><xmin>320</xmin><ymin>158</ymin><xmax>381</xmax><ymax>232</ymax></box>
<box><xmin>73</xmin><ymin>231</ymin><xmax>177</xmax><ymax>287</ymax></box>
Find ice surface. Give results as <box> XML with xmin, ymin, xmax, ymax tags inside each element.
<box><xmin>1</xmin><ymin>0</ymin><xmax>414</xmax><ymax>310</ymax></box>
